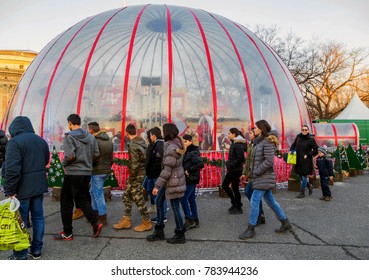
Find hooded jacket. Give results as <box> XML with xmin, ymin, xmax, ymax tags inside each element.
<box><xmin>290</xmin><ymin>133</ymin><xmax>318</xmax><ymax>176</ymax></box>
<box><xmin>0</xmin><ymin>129</ymin><xmax>8</xmax><ymax>168</ymax></box>
<box><xmin>92</xmin><ymin>130</ymin><xmax>113</xmax><ymax>175</ymax></box>
<box><xmin>128</xmin><ymin>136</ymin><xmax>147</xmax><ymax>179</ymax></box>
<box><xmin>4</xmin><ymin>116</ymin><xmax>49</xmax><ymax>199</ymax></box>
<box><xmin>251</xmin><ymin>131</ymin><xmax>279</xmax><ymax>190</ymax></box>
<box><xmin>146</xmin><ymin>137</ymin><xmax>164</xmax><ymax>179</ymax></box>
<box><xmin>182</xmin><ymin>144</ymin><xmax>204</xmax><ymax>185</ymax></box>
<box><xmin>155</xmin><ymin>137</ymin><xmax>186</xmax><ymax>200</ymax></box>
<box><xmin>226</xmin><ymin>135</ymin><xmax>247</xmax><ymax>172</ymax></box>
<box><xmin>62</xmin><ymin>128</ymin><xmax>99</xmax><ymax>175</ymax></box>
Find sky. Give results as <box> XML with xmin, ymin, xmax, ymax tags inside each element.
<box><xmin>1</xmin><ymin>0</ymin><xmax>369</xmax><ymax>52</ymax></box>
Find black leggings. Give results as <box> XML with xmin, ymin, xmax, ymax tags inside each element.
<box><xmin>221</xmin><ymin>170</ymin><xmax>242</xmax><ymax>207</ymax></box>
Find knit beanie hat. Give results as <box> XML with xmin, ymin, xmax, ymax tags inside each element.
<box><xmin>318</xmin><ymin>146</ymin><xmax>327</xmax><ymax>155</ymax></box>
<box><xmin>182</xmin><ymin>134</ymin><xmax>193</xmax><ymax>141</ymax></box>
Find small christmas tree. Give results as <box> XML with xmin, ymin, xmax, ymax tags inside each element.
<box><xmin>48</xmin><ymin>146</ymin><xmax>64</xmax><ymax>188</ymax></box>
<box><xmin>104</xmin><ymin>170</ymin><xmax>119</xmax><ymax>189</ymax></box>
<box><xmin>346</xmin><ymin>144</ymin><xmax>363</xmax><ymax>170</ymax></box>
<box><xmin>48</xmin><ymin>146</ymin><xmax>64</xmax><ymax>201</ymax></box>
<box><xmin>103</xmin><ymin>170</ymin><xmax>118</xmax><ymax>202</ymax></box>
<box><xmin>333</xmin><ymin>146</ymin><xmax>343</xmax><ymax>174</ymax></box>
<box><xmin>356</xmin><ymin>144</ymin><xmax>367</xmax><ymax>169</ymax></box>
<box><xmin>338</xmin><ymin>143</ymin><xmax>350</xmax><ymax>173</ymax></box>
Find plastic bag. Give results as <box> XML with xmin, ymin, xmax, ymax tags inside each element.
<box><xmin>287</xmin><ymin>151</ymin><xmax>297</xmax><ymax>165</ymax></box>
<box><xmin>0</xmin><ymin>197</ymin><xmax>30</xmax><ymax>251</ymax></box>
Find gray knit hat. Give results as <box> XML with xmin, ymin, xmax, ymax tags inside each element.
<box><xmin>318</xmin><ymin>146</ymin><xmax>327</xmax><ymax>155</ymax></box>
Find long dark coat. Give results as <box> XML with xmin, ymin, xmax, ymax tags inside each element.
<box><xmin>290</xmin><ymin>133</ymin><xmax>318</xmax><ymax>176</ymax></box>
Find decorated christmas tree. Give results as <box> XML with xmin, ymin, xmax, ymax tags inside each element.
<box><xmin>356</xmin><ymin>144</ymin><xmax>367</xmax><ymax>169</ymax></box>
<box><xmin>333</xmin><ymin>146</ymin><xmax>343</xmax><ymax>174</ymax></box>
<box><xmin>104</xmin><ymin>170</ymin><xmax>119</xmax><ymax>189</ymax></box>
<box><xmin>48</xmin><ymin>146</ymin><xmax>64</xmax><ymax>188</ymax></box>
<box><xmin>338</xmin><ymin>143</ymin><xmax>350</xmax><ymax>172</ymax></box>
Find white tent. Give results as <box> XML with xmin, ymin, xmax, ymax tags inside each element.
<box><xmin>335</xmin><ymin>93</ymin><xmax>369</xmax><ymax>119</ymax></box>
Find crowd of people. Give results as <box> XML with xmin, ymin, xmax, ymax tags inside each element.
<box><xmin>1</xmin><ymin>114</ymin><xmax>334</xmax><ymax>260</ymax></box>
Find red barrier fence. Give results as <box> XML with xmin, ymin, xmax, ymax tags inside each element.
<box><xmin>110</xmin><ymin>150</ymin><xmax>292</xmax><ymax>190</ymax></box>
<box><xmin>56</xmin><ymin>150</ymin><xmax>291</xmax><ymax>190</ymax></box>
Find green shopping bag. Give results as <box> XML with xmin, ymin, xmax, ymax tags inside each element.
<box><xmin>0</xmin><ymin>197</ymin><xmax>30</xmax><ymax>251</ymax></box>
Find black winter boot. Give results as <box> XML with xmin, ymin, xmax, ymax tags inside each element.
<box><xmin>275</xmin><ymin>218</ymin><xmax>292</xmax><ymax>233</ymax></box>
<box><xmin>239</xmin><ymin>224</ymin><xmax>256</xmax><ymax>239</ymax></box>
<box><xmin>256</xmin><ymin>213</ymin><xmax>265</xmax><ymax>226</ymax></box>
<box><xmin>296</xmin><ymin>191</ymin><xmax>305</xmax><ymax>198</ymax></box>
<box><xmin>307</xmin><ymin>183</ymin><xmax>313</xmax><ymax>195</ymax></box>
<box><xmin>146</xmin><ymin>230</ymin><xmax>165</xmax><ymax>241</ymax></box>
<box><xmin>166</xmin><ymin>233</ymin><xmax>186</xmax><ymax>244</ymax></box>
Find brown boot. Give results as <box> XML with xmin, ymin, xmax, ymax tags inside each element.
<box><xmin>98</xmin><ymin>214</ymin><xmax>108</xmax><ymax>226</ymax></box>
<box><xmin>134</xmin><ymin>219</ymin><xmax>153</xmax><ymax>232</ymax></box>
<box><xmin>72</xmin><ymin>209</ymin><xmax>84</xmax><ymax>220</ymax></box>
<box><xmin>113</xmin><ymin>216</ymin><xmax>131</xmax><ymax>229</ymax></box>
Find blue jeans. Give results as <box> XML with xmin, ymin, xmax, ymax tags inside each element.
<box><xmin>244</xmin><ymin>182</ymin><xmax>264</xmax><ymax>216</ymax></box>
<box><xmin>143</xmin><ymin>176</ymin><xmax>157</xmax><ymax>205</ymax></box>
<box><xmin>14</xmin><ymin>194</ymin><xmax>44</xmax><ymax>259</ymax></box>
<box><xmin>181</xmin><ymin>184</ymin><xmax>198</xmax><ymax>221</ymax></box>
<box><xmin>171</xmin><ymin>198</ymin><xmax>185</xmax><ymax>233</ymax></box>
<box><xmin>155</xmin><ymin>187</ymin><xmax>182</xmax><ymax>232</ymax></box>
<box><xmin>300</xmin><ymin>175</ymin><xmax>308</xmax><ymax>192</ymax></box>
<box><xmin>249</xmin><ymin>189</ymin><xmax>287</xmax><ymax>226</ymax></box>
<box><xmin>90</xmin><ymin>174</ymin><xmax>108</xmax><ymax>215</ymax></box>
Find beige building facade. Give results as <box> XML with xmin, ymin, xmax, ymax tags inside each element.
<box><xmin>0</xmin><ymin>50</ymin><xmax>37</xmax><ymax>124</ymax></box>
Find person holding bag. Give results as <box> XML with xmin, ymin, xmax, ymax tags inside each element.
<box><xmin>290</xmin><ymin>125</ymin><xmax>318</xmax><ymax>198</ymax></box>
<box><xmin>3</xmin><ymin>116</ymin><xmax>50</xmax><ymax>260</ymax></box>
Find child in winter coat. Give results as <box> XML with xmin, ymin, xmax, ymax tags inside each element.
<box><xmin>316</xmin><ymin>147</ymin><xmax>334</xmax><ymax>201</ymax></box>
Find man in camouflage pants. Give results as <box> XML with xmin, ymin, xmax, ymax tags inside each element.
<box><xmin>113</xmin><ymin>124</ymin><xmax>152</xmax><ymax>232</ymax></box>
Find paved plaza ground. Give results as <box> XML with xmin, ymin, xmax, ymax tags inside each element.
<box><xmin>1</xmin><ymin>173</ymin><xmax>368</xmax><ymax>260</ymax></box>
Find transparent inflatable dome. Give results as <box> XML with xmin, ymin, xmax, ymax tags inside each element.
<box><xmin>3</xmin><ymin>4</ymin><xmax>311</xmax><ymax>150</ymax></box>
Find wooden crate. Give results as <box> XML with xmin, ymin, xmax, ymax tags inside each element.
<box><xmin>104</xmin><ymin>186</ymin><xmax>112</xmax><ymax>202</ymax></box>
<box><xmin>288</xmin><ymin>179</ymin><xmax>300</xmax><ymax>192</ymax></box>
<box><xmin>349</xmin><ymin>168</ymin><xmax>357</xmax><ymax>177</ymax></box>
<box><xmin>52</xmin><ymin>187</ymin><xmax>62</xmax><ymax>201</ymax></box>
<box><xmin>218</xmin><ymin>186</ymin><xmax>229</xmax><ymax>198</ymax></box>
<box><xmin>334</xmin><ymin>171</ymin><xmax>344</xmax><ymax>182</ymax></box>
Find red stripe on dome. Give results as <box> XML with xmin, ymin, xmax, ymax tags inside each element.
<box><xmin>235</xmin><ymin>24</ymin><xmax>285</xmax><ymax>148</ymax></box>
<box><xmin>40</xmin><ymin>17</ymin><xmax>96</xmax><ymax>138</ymax></box>
<box><xmin>263</xmin><ymin>44</ymin><xmax>303</xmax><ymax>127</ymax></box>
<box><xmin>352</xmin><ymin>123</ymin><xmax>358</xmax><ymax>146</ymax></box>
<box><xmin>121</xmin><ymin>5</ymin><xmax>148</xmax><ymax>150</ymax></box>
<box><xmin>209</xmin><ymin>14</ymin><xmax>254</xmax><ymax>127</ymax></box>
<box><xmin>77</xmin><ymin>8</ymin><xmax>126</xmax><ymax>115</ymax></box>
<box><xmin>166</xmin><ymin>5</ymin><xmax>173</xmax><ymax>122</ymax></box>
<box><xmin>190</xmin><ymin>9</ymin><xmax>218</xmax><ymax>150</ymax></box>
<box><xmin>331</xmin><ymin>123</ymin><xmax>338</xmax><ymax>146</ymax></box>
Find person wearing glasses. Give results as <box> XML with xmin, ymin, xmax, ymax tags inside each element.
<box><xmin>290</xmin><ymin>125</ymin><xmax>318</xmax><ymax>198</ymax></box>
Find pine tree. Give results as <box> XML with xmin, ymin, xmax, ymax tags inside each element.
<box><xmin>346</xmin><ymin>144</ymin><xmax>364</xmax><ymax>170</ymax></box>
<box><xmin>104</xmin><ymin>170</ymin><xmax>118</xmax><ymax>188</ymax></box>
<box><xmin>338</xmin><ymin>143</ymin><xmax>350</xmax><ymax>172</ymax></box>
<box><xmin>356</xmin><ymin>144</ymin><xmax>367</xmax><ymax>169</ymax></box>
<box><xmin>48</xmin><ymin>146</ymin><xmax>64</xmax><ymax>188</ymax></box>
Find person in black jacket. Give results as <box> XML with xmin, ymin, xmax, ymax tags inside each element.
<box><xmin>316</xmin><ymin>146</ymin><xmax>334</xmax><ymax>201</ymax></box>
<box><xmin>3</xmin><ymin>116</ymin><xmax>49</xmax><ymax>260</ymax></box>
<box><xmin>221</xmin><ymin>128</ymin><xmax>247</xmax><ymax>214</ymax></box>
<box><xmin>180</xmin><ymin>134</ymin><xmax>204</xmax><ymax>229</ymax></box>
<box><xmin>0</xmin><ymin>129</ymin><xmax>8</xmax><ymax>169</ymax></box>
<box><xmin>290</xmin><ymin>125</ymin><xmax>318</xmax><ymax>198</ymax></box>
